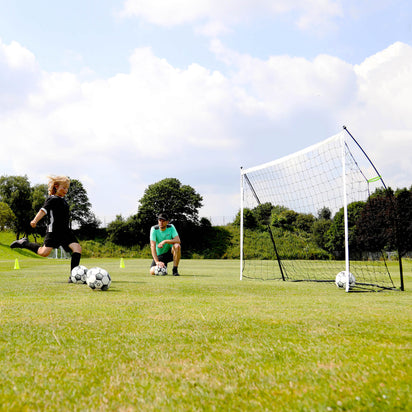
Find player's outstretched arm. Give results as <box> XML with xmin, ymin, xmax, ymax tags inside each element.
<box><xmin>30</xmin><ymin>209</ymin><xmax>46</xmax><ymax>228</ymax></box>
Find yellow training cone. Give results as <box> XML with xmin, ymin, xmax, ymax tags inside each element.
<box><xmin>14</xmin><ymin>258</ymin><xmax>20</xmax><ymax>270</ymax></box>
<box><xmin>120</xmin><ymin>258</ymin><xmax>125</xmax><ymax>268</ymax></box>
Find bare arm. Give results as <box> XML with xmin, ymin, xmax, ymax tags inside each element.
<box><xmin>157</xmin><ymin>235</ymin><xmax>181</xmax><ymax>249</ymax></box>
<box><xmin>30</xmin><ymin>209</ymin><xmax>46</xmax><ymax>228</ymax></box>
<box><xmin>150</xmin><ymin>240</ymin><xmax>160</xmax><ymax>265</ymax></box>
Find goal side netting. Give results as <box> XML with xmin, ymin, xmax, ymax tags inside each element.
<box><xmin>240</xmin><ymin>130</ymin><xmax>399</xmax><ymax>291</ymax></box>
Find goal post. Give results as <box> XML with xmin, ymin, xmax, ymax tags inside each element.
<box><xmin>240</xmin><ymin>128</ymin><xmax>400</xmax><ymax>292</ymax></box>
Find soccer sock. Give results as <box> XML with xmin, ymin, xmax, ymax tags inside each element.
<box><xmin>173</xmin><ymin>266</ymin><xmax>178</xmax><ymax>274</ymax></box>
<box><xmin>71</xmin><ymin>252</ymin><xmax>81</xmax><ymax>271</ymax></box>
<box><xmin>25</xmin><ymin>241</ymin><xmax>40</xmax><ymax>254</ymax></box>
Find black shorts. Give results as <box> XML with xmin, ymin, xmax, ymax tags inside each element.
<box><xmin>150</xmin><ymin>250</ymin><xmax>174</xmax><ymax>267</ymax></box>
<box><xmin>43</xmin><ymin>231</ymin><xmax>79</xmax><ymax>252</ymax></box>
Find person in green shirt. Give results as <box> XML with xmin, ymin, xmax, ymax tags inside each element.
<box><xmin>149</xmin><ymin>212</ymin><xmax>181</xmax><ymax>276</ymax></box>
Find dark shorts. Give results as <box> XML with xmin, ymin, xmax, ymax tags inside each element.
<box><xmin>150</xmin><ymin>250</ymin><xmax>174</xmax><ymax>267</ymax></box>
<box><xmin>43</xmin><ymin>231</ymin><xmax>79</xmax><ymax>252</ymax></box>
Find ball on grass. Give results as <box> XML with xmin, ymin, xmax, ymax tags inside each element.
<box><xmin>154</xmin><ymin>265</ymin><xmax>167</xmax><ymax>276</ymax></box>
<box><xmin>86</xmin><ymin>267</ymin><xmax>111</xmax><ymax>291</ymax></box>
<box><xmin>70</xmin><ymin>265</ymin><xmax>88</xmax><ymax>284</ymax></box>
<box><xmin>335</xmin><ymin>271</ymin><xmax>355</xmax><ymax>288</ymax></box>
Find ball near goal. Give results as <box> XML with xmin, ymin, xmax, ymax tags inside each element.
<box><xmin>335</xmin><ymin>271</ymin><xmax>356</xmax><ymax>289</ymax></box>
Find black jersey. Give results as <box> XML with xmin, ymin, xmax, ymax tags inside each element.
<box><xmin>41</xmin><ymin>195</ymin><xmax>71</xmax><ymax>233</ymax></box>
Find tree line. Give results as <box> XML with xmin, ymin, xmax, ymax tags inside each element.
<box><xmin>1</xmin><ymin>175</ymin><xmax>411</xmax><ymax>261</ymax></box>
<box><xmin>236</xmin><ymin>186</ymin><xmax>412</xmax><ymax>261</ymax></box>
<box><xmin>0</xmin><ymin>175</ymin><xmax>230</xmax><ymax>258</ymax></box>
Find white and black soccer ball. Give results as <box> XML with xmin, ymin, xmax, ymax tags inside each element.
<box><xmin>154</xmin><ymin>265</ymin><xmax>168</xmax><ymax>276</ymax></box>
<box><xmin>335</xmin><ymin>271</ymin><xmax>356</xmax><ymax>288</ymax></box>
<box><xmin>86</xmin><ymin>267</ymin><xmax>111</xmax><ymax>290</ymax></box>
<box><xmin>70</xmin><ymin>265</ymin><xmax>88</xmax><ymax>284</ymax></box>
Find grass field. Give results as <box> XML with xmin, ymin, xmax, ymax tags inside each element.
<box><xmin>1</xmin><ymin>234</ymin><xmax>411</xmax><ymax>411</ymax></box>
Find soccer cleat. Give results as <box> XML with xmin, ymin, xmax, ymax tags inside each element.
<box><xmin>68</xmin><ymin>276</ymin><xmax>74</xmax><ymax>283</ymax></box>
<box><xmin>10</xmin><ymin>238</ymin><xmax>28</xmax><ymax>249</ymax></box>
<box><xmin>173</xmin><ymin>271</ymin><xmax>180</xmax><ymax>276</ymax></box>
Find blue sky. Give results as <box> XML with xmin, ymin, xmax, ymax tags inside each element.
<box><xmin>0</xmin><ymin>0</ymin><xmax>411</xmax><ymax>224</ymax></box>
<box><xmin>1</xmin><ymin>1</ymin><xmax>410</xmax><ymax>73</ymax></box>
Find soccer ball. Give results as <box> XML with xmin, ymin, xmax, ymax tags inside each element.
<box><xmin>86</xmin><ymin>267</ymin><xmax>111</xmax><ymax>291</ymax></box>
<box><xmin>154</xmin><ymin>265</ymin><xmax>167</xmax><ymax>276</ymax></box>
<box><xmin>335</xmin><ymin>271</ymin><xmax>356</xmax><ymax>288</ymax></box>
<box><xmin>70</xmin><ymin>265</ymin><xmax>88</xmax><ymax>284</ymax></box>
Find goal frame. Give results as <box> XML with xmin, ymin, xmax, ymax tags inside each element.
<box><xmin>240</xmin><ymin>127</ymin><xmax>402</xmax><ymax>292</ymax></box>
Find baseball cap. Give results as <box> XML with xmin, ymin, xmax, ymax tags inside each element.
<box><xmin>157</xmin><ymin>212</ymin><xmax>169</xmax><ymax>221</ymax></box>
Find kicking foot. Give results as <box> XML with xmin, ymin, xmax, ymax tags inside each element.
<box><xmin>10</xmin><ymin>238</ymin><xmax>28</xmax><ymax>249</ymax></box>
<box><xmin>68</xmin><ymin>277</ymin><xmax>73</xmax><ymax>283</ymax></box>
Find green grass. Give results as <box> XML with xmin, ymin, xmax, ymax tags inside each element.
<box><xmin>0</xmin><ymin>235</ymin><xmax>411</xmax><ymax>411</ymax></box>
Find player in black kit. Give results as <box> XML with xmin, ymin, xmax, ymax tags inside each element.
<box><xmin>10</xmin><ymin>175</ymin><xmax>82</xmax><ymax>282</ymax></box>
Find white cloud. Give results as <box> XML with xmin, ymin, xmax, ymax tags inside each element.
<box><xmin>0</xmin><ymin>39</ymin><xmax>37</xmax><ymax>69</ymax></box>
<box><xmin>0</xmin><ymin>38</ymin><xmax>411</xmax><ymax>222</ymax></box>
<box><xmin>345</xmin><ymin>42</ymin><xmax>412</xmax><ymax>189</ymax></box>
<box><xmin>0</xmin><ymin>39</ymin><xmax>40</xmax><ymax>111</ymax></box>
<box><xmin>120</xmin><ymin>0</ymin><xmax>343</xmax><ymax>34</ymax></box>
<box><xmin>211</xmin><ymin>38</ymin><xmax>357</xmax><ymax>117</ymax></box>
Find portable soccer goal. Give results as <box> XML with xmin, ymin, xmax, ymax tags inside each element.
<box><xmin>240</xmin><ymin>127</ymin><xmax>401</xmax><ymax>292</ymax></box>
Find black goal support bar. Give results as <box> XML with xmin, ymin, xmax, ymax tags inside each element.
<box><xmin>243</xmin><ymin>172</ymin><xmax>286</xmax><ymax>281</ymax></box>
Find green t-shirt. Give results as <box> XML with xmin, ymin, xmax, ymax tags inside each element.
<box><xmin>150</xmin><ymin>224</ymin><xmax>179</xmax><ymax>256</ymax></box>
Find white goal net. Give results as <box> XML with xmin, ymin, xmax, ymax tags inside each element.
<box><xmin>240</xmin><ymin>129</ymin><xmax>398</xmax><ymax>291</ymax></box>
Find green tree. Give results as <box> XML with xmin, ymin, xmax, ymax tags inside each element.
<box><xmin>0</xmin><ymin>201</ymin><xmax>16</xmax><ymax>230</ymax></box>
<box><xmin>76</xmin><ymin>213</ymin><xmax>103</xmax><ymax>239</ymax></box>
<box><xmin>311</xmin><ymin>207</ymin><xmax>333</xmax><ymax>250</ymax></box>
<box><xmin>317</xmin><ymin>207</ymin><xmax>332</xmax><ymax>220</ymax></box>
<box><xmin>31</xmin><ymin>184</ymin><xmax>48</xmax><ymax>212</ymax></box>
<box><xmin>355</xmin><ymin>187</ymin><xmax>411</xmax><ymax>291</ymax></box>
<box><xmin>295</xmin><ymin>213</ymin><xmax>315</xmax><ymax>233</ymax></box>
<box><xmin>113</xmin><ymin>178</ymin><xmax>203</xmax><ymax>248</ymax></box>
<box><xmin>30</xmin><ymin>184</ymin><xmax>48</xmax><ymax>238</ymax></box>
<box><xmin>66</xmin><ymin>179</ymin><xmax>100</xmax><ymax>230</ymax></box>
<box><xmin>394</xmin><ymin>187</ymin><xmax>412</xmax><ymax>257</ymax></box>
<box><xmin>326</xmin><ymin>201</ymin><xmax>365</xmax><ymax>257</ymax></box>
<box><xmin>272</xmin><ymin>209</ymin><xmax>299</xmax><ymax>231</ymax></box>
<box><xmin>0</xmin><ymin>175</ymin><xmax>32</xmax><ymax>238</ymax></box>
<box><xmin>356</xmin><ymin>187</ymin><xmax>412</xmax><ymax>257</ymax></box>
<box><xmin>135</xmin><ymin>178</ymin><xmax>203</xmax><ymax>245</ymax></box>
<box><xmin>106</xmin><ymin>215</ymin><xmax>140</xmax><ymax>247</ymax></box>
<box><xmin>137</xmin><ymin>178</ymin><xmax>203</xmax><ymax>224</ymax></box>
<box><xmin>312</xmin><ymin>219</ymin><xmax>332</xmax><ymax>250</ymax></box>
<box><xmin>233</xmin><ymin>208</ymin><xmax>258</xmax><ymax>229</ymax></box>
<box><xmin>252</xmin><ymin>202</ymin><xmax>273</xmax><ymax>227</ymax></box>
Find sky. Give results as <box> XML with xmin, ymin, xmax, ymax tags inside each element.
<box><xmin>0</xmin><ymin>0</ymin><xmax>411</xmax><ymax>226</ymax></box>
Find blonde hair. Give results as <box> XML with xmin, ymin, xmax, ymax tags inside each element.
<box><xmin>47</xmin><ymin>175</ymin><xmax>70</xmax><ymax>195</ymax></box>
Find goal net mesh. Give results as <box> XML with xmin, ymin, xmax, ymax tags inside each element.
<box><xmin>240</xmin><ymin>131</ymin><xmax>397</xmax><ymax>291</ymax></box>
